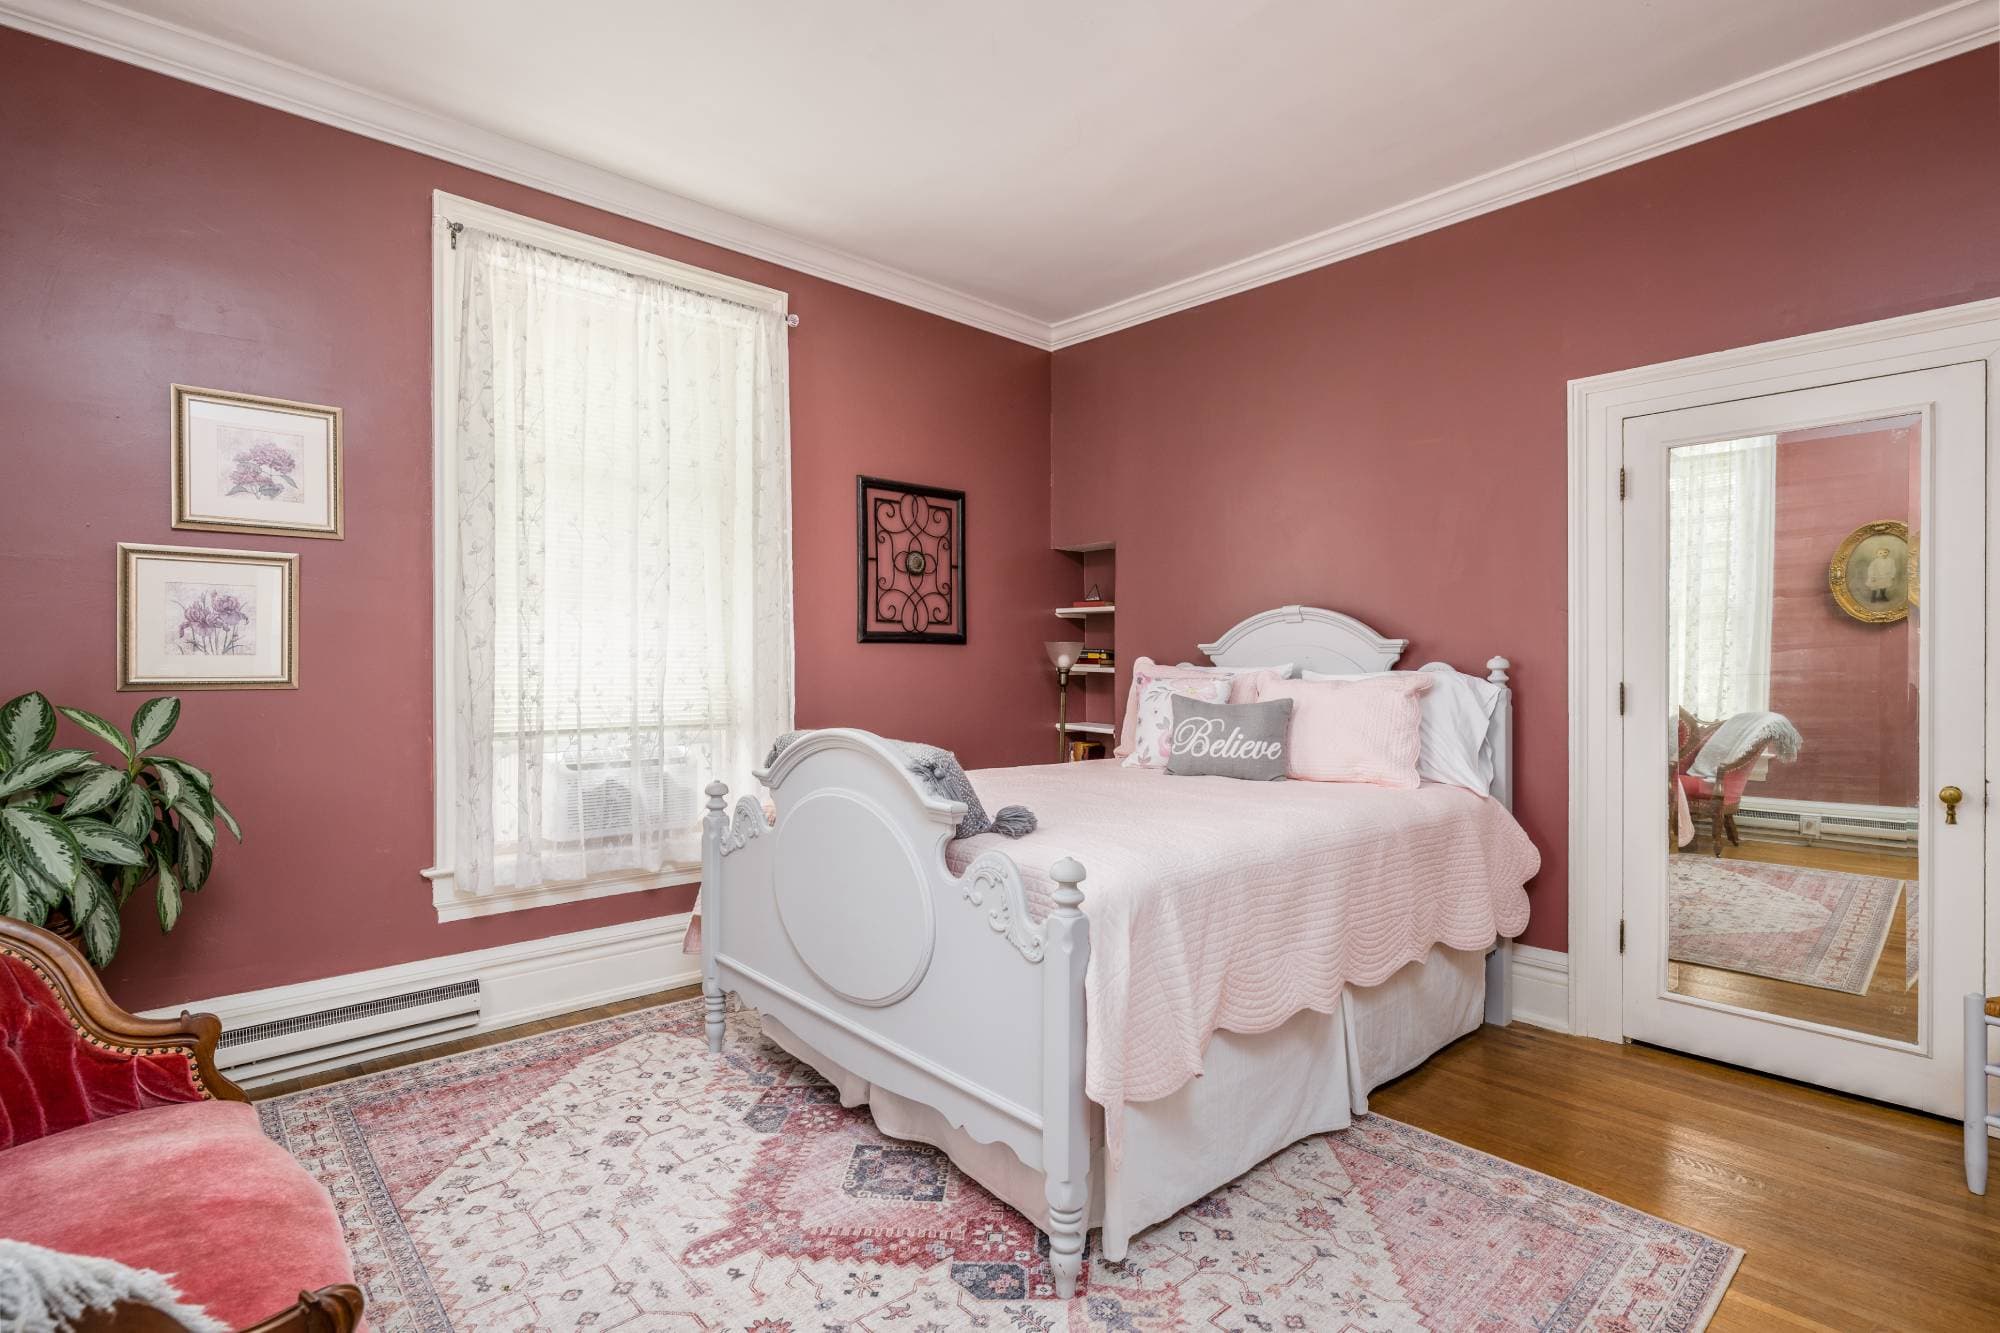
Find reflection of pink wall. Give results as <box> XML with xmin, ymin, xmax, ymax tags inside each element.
<box><xmin>0</xmin><ymin>28</ymin><xmax>1069</xmax><ymax>1011</ymax></box>
<box><xmin>1761</xmin><ymin>426</ymin><xmax>1919</xmax><ymax>807</ymax></box>
<box><xmin>1050</xmin><ymin>52</ymin><xmax>2000</xmax><ymax>951</ymax></box>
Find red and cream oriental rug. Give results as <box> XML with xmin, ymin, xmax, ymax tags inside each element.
<box><xmin>258</xmin><ymin>998</ymin><xmax>1741</xmax><ymax>1332</ymax></box>
<box><xmin>1667</xmin><ymin>857</ymin><xmax>1906</xmax><ymax>995</ymax></box>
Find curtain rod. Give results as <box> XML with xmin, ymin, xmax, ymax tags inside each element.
<box><xmin>444</xmin><ymin>218</ymin><xmax>801</xmax><ymax>327</ymax></box>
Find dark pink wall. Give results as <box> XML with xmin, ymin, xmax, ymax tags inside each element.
<box><xmin>1763</xmin><ymin>426</ymin><xmax>1919</xmax><ymax>808</ymax></box>
<box><xmin>1050</xmin><ymin>52</ymin><xmax>2000</xmax><ymax>951</ymax></box>
<box><xmin>0</xmin><ymin>28</ymin><xmax>1068</xmax><ymax>1010</ymax></box>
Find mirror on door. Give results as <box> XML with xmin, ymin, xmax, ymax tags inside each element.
<box><xmin>1664</xmin><ymin>414</ymin><xmax>1920</xmax><ymax>1041</ymax></box>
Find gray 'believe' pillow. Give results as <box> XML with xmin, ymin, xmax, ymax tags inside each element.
<box><xmin>1165</xmin><ymin>696</ymin><xmax>1292</xmax><ymax>781</ymax></box>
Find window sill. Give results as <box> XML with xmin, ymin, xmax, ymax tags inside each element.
<box><xmin>424</xmin><ymin>864</ymin><xmax>701</xmax><ymax>923</ymax></box>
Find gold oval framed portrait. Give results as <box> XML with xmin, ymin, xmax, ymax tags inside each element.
<box><xmin>1829</xmin><ymin>520</ymin><xmax>1912</xmax><ymax>624</ymax></box>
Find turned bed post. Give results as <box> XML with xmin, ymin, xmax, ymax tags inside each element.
<box><xmin>1484</xmin><ymin>655</ymin><xmax>1516</xmax><ymax>1027</ymax></box>
<box><xmin>701</xmin><ymin>779</ymin><xmax>729</xmax><ymax>1053</ymax></box>
<box><xmin>1041</xmin><ymin>855</ymin><xmax>1091</xmax><ymax>1300</ymax></box>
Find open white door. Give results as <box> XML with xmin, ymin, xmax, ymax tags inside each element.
<box><xmin>1620</xmin><ymin>362</ymin><xmax>1985</xmax><ymax>1116</ymax></box>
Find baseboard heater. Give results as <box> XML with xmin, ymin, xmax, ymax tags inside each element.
<box><xmin>217</xmin><ymin>979</ymin><xmax>483</xmax><ymax>1087</ymax></box>
<box><xmin>1734</xmin><ymin>800</ymin><xmax>1918</xmax><ymax>850</ymax></box>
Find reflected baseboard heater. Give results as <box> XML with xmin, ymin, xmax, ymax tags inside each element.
<box><xmin>1734</xmin><ymin>798</ymin><xmax>1918</xmax><ymax>850</ymax></box>
<box><xmin>215</xmin><ymin>979</ymin><xmax>483</xmax><ymax>1086</ymax></box>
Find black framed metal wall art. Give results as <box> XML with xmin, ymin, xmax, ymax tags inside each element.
<box><xmin>857</xmin><ymin>475</ymin><xmax>967</xmax><ymax>643</ymax></box>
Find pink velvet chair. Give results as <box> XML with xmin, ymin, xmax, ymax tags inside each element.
<box><xmin>0</xmin><ymin>916</ymin><xmax>363</xmax><ymax>1333</ymax></box>
<box><xmin>1674</xmin><ymin>707</ymin><xmax>1774</xmax><ymax>855</ymax></box>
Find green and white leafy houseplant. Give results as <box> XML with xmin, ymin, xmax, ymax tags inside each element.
<box><xmin>0</xmin><ymin>691</ymin><xmax>241</xmax><ymax>968</ymax></box>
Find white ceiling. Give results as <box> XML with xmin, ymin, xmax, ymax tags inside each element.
<box><xmin>6</xmin><ymin>0</ymin><xmax>1993</xmax><ymax>345</ymax></box>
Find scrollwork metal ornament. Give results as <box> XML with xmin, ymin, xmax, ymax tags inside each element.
<box><xmin>957</xmin><ymin>850</ymin><xmax>1044</xmax><ymax>963</ymax></box>
<box><xmin>857</xmin><ymin>475</ymin><xmax>967</xmax><ymax>644</ymax></box>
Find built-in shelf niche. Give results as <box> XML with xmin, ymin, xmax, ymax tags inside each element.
<box><xmin>1054</xmin><ymin>544</ymin><xmax>1117</xmax><ymax>755</ymax></box>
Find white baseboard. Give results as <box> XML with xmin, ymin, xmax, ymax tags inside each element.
<box><xmin>1510</xmin><ymin>944</ymin><xmax>1572</xmax><ymax>1034</ymax></box>
<box><xmin>144</xmin><ymin>912</ymin><xmax>699</xmax><ymax>1086</ymax></box>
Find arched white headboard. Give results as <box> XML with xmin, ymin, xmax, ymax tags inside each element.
<box><xmin>1196</xmin><ymin>604</ymin><xmax>1514</xmax><ymax>815</ymax></box>
<box><xmin>1199</xmin><ymin>604</ymin><xmax>1408</xmax><ymax>676</ymax></box>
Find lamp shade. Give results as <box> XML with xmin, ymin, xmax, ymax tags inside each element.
<box><xmin>1045</xmin><ymin>640</ymin><xmax>1085</xmax><ymax>671</ymax></box>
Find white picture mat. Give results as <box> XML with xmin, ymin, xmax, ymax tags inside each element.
<box><xmin>180</xmin><ymin>395</ymin><xmax>336</xmax><ymax>530</ymax></box>
<box><xmin>126</xmin><ymin>552</ymin><xmax>291</xmax><ymax>683</ymax></box>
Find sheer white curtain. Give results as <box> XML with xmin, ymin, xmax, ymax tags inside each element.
<box><xmin>450</xmin><ymin>227</ymin><xmax>792</xmax><ymax>897</ymax></box>
<box><xmin>1668</xmin><ymin>435</ymin><xmax>1777</xmax><ymax>720</ymax></box>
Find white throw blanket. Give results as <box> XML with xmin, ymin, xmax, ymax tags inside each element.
<box><xmin>946</xmin><ymin>762</ymin><xmax>1539</xmax><ymax>1161</ymax></box>
<box><xmin>0</xmin><ymin>1240</ymin><xmax>226</xmax><ymax>1333</ymax></box>
<box><xmin>1690</xmin><ymin>711</ymin><xmax>1802</xmax><ymax>781</ymax></box>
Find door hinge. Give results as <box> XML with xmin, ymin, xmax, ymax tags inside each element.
<box><xmin>1619</xmin><ymin>466</ymin><xmax>1627</xmax><ymax>500</ymax></box>
<box><xmin>1618</xmin><ymin>682</ymin><xmax>1626</xmax><ymax>715</ymax></box>
<box><xmin>1618</xmin><ymin>919</ymin><xmax>1626</xmax><ymax>955</ymax></box>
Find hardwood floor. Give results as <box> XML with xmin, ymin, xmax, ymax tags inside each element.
<box><xmin>255</xmin><ymin>991</ymin><xmax>2000</xmax><ymax>1331</ymax></box>
<box><xmin>1668</xmin><ymin>839</ymin><xmax>1918</xmax><ymax>1041</ymax></box>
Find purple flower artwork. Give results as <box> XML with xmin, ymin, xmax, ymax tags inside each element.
<box><xmin>166</xmin><ymin>581</ymin><xmax>257</xmax><ymax>657</ymax></box>
<box><xmin>217</xmin><ymin>425</ymin><xmax>306</xmax><ymax>504</ymax></box>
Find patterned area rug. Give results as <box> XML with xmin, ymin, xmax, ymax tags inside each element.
<box><xmin>1905</xmin><ymin>884</ymin><xmax>1919</xmax><ymax>990</ymax></box>
<box><xmin>1669</xmin><ymin>857</ymin><xmax>1905</xmax><ymax>995</ymax></box>
<box><xmin>259</xmin><ymin>998</ymin><xmax>1741</xmax><ymax>1331</ymax></box>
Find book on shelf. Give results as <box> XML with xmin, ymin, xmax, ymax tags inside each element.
<box><xmin>1070</xmin><ymin>599</ymin><xmax>1111</xmax><ymax>608</ymax></box>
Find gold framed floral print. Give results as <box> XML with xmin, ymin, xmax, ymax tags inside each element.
<box><xmin>118</xmin><ymin>543</ymin><xmax>299</xmax><ymax>690</ymax></box>
<box><xmin>171</xmin><ymin>385</ymin><xmax>343</xmax><ymax>538</ymax></box>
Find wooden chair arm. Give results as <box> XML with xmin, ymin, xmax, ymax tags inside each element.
<box><xmin>0</xmin><ymin>916</ymin><xmax>245</xmax><ymax>1105</ymax></box>
<box><xmin>69</xmin><ymin>1284</ymin><xmax>364</xmax><ymax>1333</ymax></box>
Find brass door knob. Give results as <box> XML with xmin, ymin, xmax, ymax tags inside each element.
<box><xmin>1940</xmin><ymin>785</ymin><xmax>1964</xmax><ymax>825</ymax></box>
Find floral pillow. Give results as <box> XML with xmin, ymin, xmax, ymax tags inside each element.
<box><xmin>1121</xmin><ymin>675</ymin><xmax>1232</xmax><ymax>770</ymax></box>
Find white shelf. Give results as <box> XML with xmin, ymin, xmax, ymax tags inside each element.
<box><xmin>1054</xmin><ymin>604</ymin><xmax>1115</xmax><ymax>619</ymax></box>
<box><xmin>1068</xmin><ymin>663</ymin><xmax>1114</xmax><ymax>675</ymax></box>
<box><xmin>1056</xmin><ymin>722</ymin><xmax>1115</xmax><ymax>735</ymax></box>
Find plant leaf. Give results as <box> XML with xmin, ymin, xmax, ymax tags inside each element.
<box><xmin>0</xmin><ymin>692</ymin><xmax>57</xmax><ymax>762</ymax></box>
<box><xmin>149</xmin><ymin>762</ymin><xmax>185</xmax><ymax>808</ymax></box>
<box><xmin>131</xmin><ymin>697</ymin><xmax>181</xmax><ymax>753</ymax></box>
<box><xmin>77</xmin><ymin>892</ymin><xmax>120</xmax><ymax>968</ymax></box>
<box><xmin>0</xmin><ymin>861</ymin><xmax>47</xmax><ymax>925</ymax></box>
<box><xmin>174</xmin><ymin>799</ymin><xmax>215</xmax><ymax>850</ymax></box>
<box><xmin>66</xmin><ymin>818</ymin><xmax>146</xmax><ymax>866</ymax></box>
<box><xmin>0</xmin><ymin>806</ymin><xmax>81</xmax><ymax>888</ymax></box>
<box><xmin>62</xmin><ymin>766</ymin><xmax>129</xmax><ymax>819</ymax></box>
<box><xmin>0</xmin><ymin>748</ymin><xmax>93</xmax><ymax>799</ymax></box>
<box><xmin>68</xmin><ymin>861</ymin><xmax>110</xmax><ymax>922</ymax></box>
<box><xmin>153</xmin><ymin>759</ymin><xmax>215</xmax><ymax>817</ymax></box>
<box><xmin>155</xmin><ymin>856</ymin><xmax>182</xmax><ymax>932</ymax></box>
<box><xmin>113</xmin><ymin>784</ymin><xmax>154</xmax><ymax>841</ymax></box>
<box><xmin>212</xmin><ymin>795</ymin><xmax>242</xmax><ymax>842</ymax></box>
<box><xmin>58</xmin><ymin>706</ymin><xmax>135</xmax><ymax>762</ymax></box>
<box><xmin>180</xmin><ymin>827</ymin><xmax>211</xmax><ymax>892</ymax></box>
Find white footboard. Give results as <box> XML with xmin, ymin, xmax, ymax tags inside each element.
<box><xmin>700</xmin><ymin>729</ymin><xmax>1092</xmax><ymax>1296</ymax></box>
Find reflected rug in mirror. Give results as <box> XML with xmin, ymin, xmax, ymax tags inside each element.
<box><xmin>258</xmin><ymin>998</ymin><xmax>1741</xmax><ymax>1331</ymax></box>
<box><xmin>1668</xmin><ymin>857</ymin><xmax>1905</xmax><ymax>994</ymax></box>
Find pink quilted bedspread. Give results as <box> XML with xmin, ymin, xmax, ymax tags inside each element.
<box><xmin>945</xmin><ymin>762</ymin><xmax>1538</xmax><ymax>1145</ymax></box>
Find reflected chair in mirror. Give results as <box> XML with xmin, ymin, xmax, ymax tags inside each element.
<box><xmin>1674</xmin><ymin>707</ymin><xmax>1797</xmax><ymax>856</ymax></box>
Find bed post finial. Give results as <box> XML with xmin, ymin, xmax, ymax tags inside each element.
<box><xmin>701</xmin><ymin>780</ymin><xmax>730</xmax><ymax>1054</ymax></box>
<box><xmin>1042</xmin><ymin>854</ymin><xmax>1090</xmax><ymax>1298</ymax></box>
<box><xmin>1486</xmin><ymin>656</ymin><xmax>1510</xmax><ymax>686</ymax></box>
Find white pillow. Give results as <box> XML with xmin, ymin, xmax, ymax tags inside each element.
<box><xmin>1300</xmin><ymin>665</ymin><xmax>1501</xmax><ymax>795</ymax></box>
<box><xmin>1122</xmin><ymin>676</ymin><xmax>1233</xmax><ymax>769</ymax></box>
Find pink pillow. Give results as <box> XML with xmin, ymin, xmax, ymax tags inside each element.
<box><xmin>1115</xmin><ymin>657</ymin><xmax>1289</xmax><ymax>758</ymax></box>
<box><xmin>1256</xmin><ymin>674</ymin><xmax>1433</xmax><ymax>786</ymax></box>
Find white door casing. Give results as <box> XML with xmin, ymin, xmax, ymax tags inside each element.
<box><xmin>1567</xmin><ymin>298</ymin><xmax>2000</xmax><ymax>1077</ymax></box>
<box><xmin>1619</xmin><ymin>365</ymin><xmax>1984</xmax><ymax>1115</ymax></box>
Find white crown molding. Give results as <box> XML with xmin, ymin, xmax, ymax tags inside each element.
<box><xmin>1048</xmin><ymin>0</ymin><xmax>1999</xmax><ymax>349</ymax></box>
<box><xmin>0</xmin><ymin>0</ymin><xmax>1052</xmax><ymax>348</ymax></box>
<box><xmin>3</xmin><ymin>0</ymin><xmax>1993</xmax><ymax>353</ymax></box>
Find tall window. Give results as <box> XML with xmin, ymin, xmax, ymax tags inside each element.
<box><xmin>429</xmin><ymin>195</ymin><xmax>793</xmax><ymax>920</ymax></box>
<box><xmin>1668</xmin><ymin>435</ymin><xmax>1776</xmax><ymax>720</ymax></box>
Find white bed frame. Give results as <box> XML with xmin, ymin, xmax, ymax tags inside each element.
<box><xmin>698</xmin><ymin>605</ymin><xmax>1516</xmax><ymax>1297</ymax></box>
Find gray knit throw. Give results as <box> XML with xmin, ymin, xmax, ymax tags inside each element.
<box><xmin>763</xmin><ymin>730</ymin><xmax>1036</xmax><ymax>840</ymax></box>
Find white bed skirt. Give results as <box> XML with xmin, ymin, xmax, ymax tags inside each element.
<box><xmin>759</xmin><ymin>943</ymin><xmax>1486</xmax><ymax>1261</ymax></box>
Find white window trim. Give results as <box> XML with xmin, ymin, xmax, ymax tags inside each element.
<box><xmin>423</xmin><ymin>190</ymin><xmax>790</xmax><ymax>922</ymax></box>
